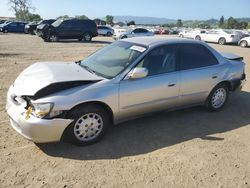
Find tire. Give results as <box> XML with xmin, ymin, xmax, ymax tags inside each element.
<box><xmin>179</xmin><ymin>34</ymin><xmax>184</xmax><ymax>38</ymax></box>
<box><xmin>195</xmin><ymin>35</ymin><xmax>201</xmax><ymax>40</ymax></box>
<box><xmin>218</xmin><ymin>37</ymin><xmax>226</xmax><ymax>45</ymax></box>
<box><xmin>83</xmin><ymin>32</ymin><xmax>92</xmax><ymax>42</ymax></box>
<box><xmin>3</xmin><ymin>29</ymin><xmax>8</xmax><ymax>33</ymax></box>
<box><xmin>49</xmin><ymin>34</ymin><xmax>58</xmax><ymax>42</ymax></box>
<box><xmin>121</xmin><ymin>35</ymin><xmax>127</xmax><ymax>39</ymax></box>
<box><xmin>240</xmin><ymin>40</ymin><xmax>248</xmax><ymax>48</ymax></box>
<box><xmin>106</xmin><ymin>32</ymin><xmax>112</xmax><ymax>37</ymax></box>
<box><xmin>63</xmin><ymin>104</ymin><xmax>110</xmax><ymax>146</ymax></box>
<box><xmin>205</xmin><ymin>83</ymin><xmax>229</xmax><ymax>112</ymax></box>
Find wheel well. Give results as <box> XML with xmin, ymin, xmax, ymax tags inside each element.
<box><xmin>241</xmin><ymin>40</ymin><xmax>248</xmax><ymax>45</ymax></box>
<box><xmin>215</xmin><ymin>81</ymin><xmax>232</xmax><ymax>91</ymax></box>
<box><xmin>66</xmin><ymin>101</ymin><xmax>114</xmax><ymax>124</ymax></box>
<box><xmin>218</xmin><ymin>37</ymin><xmax>226</xmax><ymax>42</ymax></box>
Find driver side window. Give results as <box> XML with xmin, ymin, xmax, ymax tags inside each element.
<box><xmin>136</xmin><ymin>45</ymin><xmax>176</xmax><ymax>76</ymax></box>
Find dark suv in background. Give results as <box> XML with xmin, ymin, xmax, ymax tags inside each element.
<box><xmin>25</xmin><ymin>19</ymin><xmax>56</xmax><ymax>35</ymax></box>
<box><xmin>40</xmin><ymin>18</ymin><xmax>98</xmax><ymax>42</ymax></box>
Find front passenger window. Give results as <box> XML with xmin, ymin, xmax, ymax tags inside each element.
<box><xmin>136</xmin><ymin>46</ymin><xmax>176</xmax><ymax>76</ymax></box>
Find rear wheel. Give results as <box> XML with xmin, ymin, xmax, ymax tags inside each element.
<box><xmin>106</xmin><ymin>32</ymin><xmax>112</xmax><ymax>36</ymax></box>
<box><xmin>195</xmin><ymin>35</ymin><xmax>201</xmax><ymax>40</ymax></box>
<box><xmin>121</xmin><ymin>35</ymin><xmax>127</xmax><ymax>39</ymax></box>
<box><xmin>218</xmin><ymin>37</ymin><xmax>226</xmax><ymax>45</ymax></box>
<box><xmin>63</xmin><ymin>105</ymin><xmax>110</xmax><ymax>146</ymax></box>
<box><xmin>3</xmin><ymin>29</ymin><xmax>8</xmax><ymax>33</ymax></box>
<box><xmin>240</xmin><ymin>40</ymin><xmax>248</xmax><ymax>48</ymax></box>
<box><xmin>205</xmin><ymin>84</ymin><xmax>229</xmax><ymax>112</ymax></box>
<box><xmin>83</xmin><ymin>32</ymin><xmax>92</xmax><ymax>42</ymax></box>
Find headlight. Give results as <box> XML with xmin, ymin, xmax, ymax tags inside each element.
<box><xmin>32</xmin><ymin>103</ymin><xmax>53</xmax><ymax>118</ymax></box>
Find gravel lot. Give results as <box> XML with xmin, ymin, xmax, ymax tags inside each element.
<box><xmin>0</xmin><ymin>33</ymin><xmax>249</xmax><ymax>188</ymax></box>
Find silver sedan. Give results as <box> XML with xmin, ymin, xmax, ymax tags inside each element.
<box><xmin>6</xmin><ymin>37</ymin><xmax>246</xmax><ymax>145</ymax></box>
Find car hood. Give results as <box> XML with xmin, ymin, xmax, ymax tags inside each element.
<box><xmin>13</xmin><ymin>62</ymin><xmax>103</xmax><ymax>97</ymax></box>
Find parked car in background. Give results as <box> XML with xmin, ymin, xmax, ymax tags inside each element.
<box><xmin>239</xmin><ymin>36</ymin><xmax>250</xmax><ymax>47</ymax></box>
<box><xmin>97</xmin><ymin>26</ymin><xmax>114</xmax><ymax>36</ymax></box>
<box><xmin>195</xmin><ymin>29</ymin><xmax>241</xmax><ymax>45</ymax></box>
<box><xmin>0</xmin><ymin>21</ymin><xmax>26</xmax><ymax>33</ymax></box>
<box><xmin>159</xmin><ymin>28</ymin><xmax>169</xmax><ymax>35</ymax></box>
<box><xmin>0</xmin><ymin>20</ymin><xmax>11</xmax><ymax>30</ymax></box>
<box><xmin>25</xmin><ymin>19</ymin><xmax>56</xmax><ymax>35</ymax></box>
<box><xmin>113</xmin><ymin>28</ymin><xmax>154</xmax><ymax>39</ymax></box>
<box><xmin>6</xmin><ymin>37</ymin><xmax>246</xmax><ymax>145</ymax></box>
<box><xmin>169</xmin><ymin>29</ymin><xmax>179</xmax><ymax>35</ymax></box>
<box><xmin>179</xmin><ymin>29</ymin><xmax>206</xmax><ymax>39</ymax></box>
<box><xmin>40</xmin><ymin>18</ymin><xmax>98</xmax><ymax>42</ymax></box>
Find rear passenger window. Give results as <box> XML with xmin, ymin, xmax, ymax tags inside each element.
<box><xmin>179</xmin><ymin>44</ymin><xmax>218</xmax><ymax>70</ymax></box>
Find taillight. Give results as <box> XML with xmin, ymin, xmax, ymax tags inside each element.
<box><xmin>230</xmin><ymin>35</ymin><xmax>235</xmax><ymax>38</ymax></box>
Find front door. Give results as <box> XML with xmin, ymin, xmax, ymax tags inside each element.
<box><xmin>119</xmin><ymin>45</ymin><xmax>180</xmax><ymax>120</ymax></box>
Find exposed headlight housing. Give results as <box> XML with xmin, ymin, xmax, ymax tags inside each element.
<box><xmin>32</xmin><ymin>103</ymin><xmax>54</xmax><ymax>118</ymax></box>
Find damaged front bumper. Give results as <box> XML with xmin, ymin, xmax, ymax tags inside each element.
<box><xmin>6</xmin><ymin>86</ymin><xmax>73</xmax><ymax>143</ymax></box>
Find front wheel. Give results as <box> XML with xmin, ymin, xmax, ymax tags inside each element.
<box><xmin>63</xmin><ymin>105</ymin><xmax>110</xmax><ymax>146</ymax></box>
<box><xmin>205</xmin><ymin>84</ymin><xmax>229</xmax><ymax>112</ymax></box>
<box><xmin>3</xmin><ymin>29</ymin><xmax>8</xmax><ymax>33</ymax></box>
<box><xmin>49</xmin><ymin>34</ymin><xmax>58</xmax><ymax>42</ymax></box>
<box><xmin>240</xmin><ymin>40</ymin><xmax>248</xmax><ymax>48</ymax></box>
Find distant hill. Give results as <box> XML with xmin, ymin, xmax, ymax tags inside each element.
<box><xmin>99</xmin><ymin>16</ymin><xmax>250</xmax><ymax>26</ymax></box>
<box><xmin>112</xmin><ymin>16</ymin><xmax>176</xmax><ymax>25</ymax></box>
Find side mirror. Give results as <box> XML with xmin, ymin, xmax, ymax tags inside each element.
<box><xmin>128</xmin><ymin>67</ymin><xmax>148</xmax><ymax>80</ymax></box>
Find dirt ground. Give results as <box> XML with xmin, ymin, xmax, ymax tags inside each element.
<box><xmin>0</xmin><ymin>33</ymin><xmax>249</xmax><ymax>188</ymax></box>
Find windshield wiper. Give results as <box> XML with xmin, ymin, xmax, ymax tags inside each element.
<box><xmin>81</xmin><ymin>64</ymin><xmax>98</xmax><ymax>75</ymax></box>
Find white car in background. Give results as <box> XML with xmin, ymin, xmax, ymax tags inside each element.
<box><xmin>195</xmin><ymin>29</ymin><xmax>241</xmax><ymax>45</ymax></box>
<box><xmin>97</xmin><ymin>26</ymin><xmax>114</xmax><ymax>36</ymax></box>
<box><xmin>179</xmin><ymin>30</ymin><xmax>206</xmax><ymax>39</ymax></box>
<box><xmin>239</xmin><ymin>36</ymin><xmax>250</xmax><ymax>47</ymax></box>
<box><xmin>113</xmin><ymin>28</ymin><xmax>154</xmax><ymax>40</ymax></box>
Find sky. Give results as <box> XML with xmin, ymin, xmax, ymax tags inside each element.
<box><xmin>0</xmin><ymin>0</ymin><xmax>250</xmax><ymax>20</ymax></box>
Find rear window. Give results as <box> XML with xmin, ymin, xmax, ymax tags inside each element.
<box><xmin>178</xmin><ymin>44</ymin><xmax>219</xmax><ymax>71</ymax></box>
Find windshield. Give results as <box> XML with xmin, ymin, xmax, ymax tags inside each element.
<box><xmin>80</xmin><ymin>41</ymin><xmax>146</xmax><ymax>79</ymax></box>
<box><xmin>52</xmin><ymin>19</ymin><xmax>63</xmax><ymax>27</ymax></box>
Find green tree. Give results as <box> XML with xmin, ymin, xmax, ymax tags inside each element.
<box><xmin>219</xmin><ymin>16</ymin><xmax>224</xmax><ymax>28</ymax></box>
<box><xmin>9</xmin><ymin>0</ymin><xmax>34</xmax><ymax>21</ymax></box>
<box><xmin>28</xmin><ymin>13</ymin><xmax>42</xmax><ymax>21</ymax></box>
<box><xmin>247</xmin><ymin>23</ymin><xmax>250</xmax><ymax>29</ymax></box>
<box><xmin>106</xmin><ymin>15</ymin><xmax>114</xmax><ymax>25</ymax></box>
<box><xmin>227</xmin><ymin>17</ymin><xmax>239</xmax><ymax>29</ymax></box>
<box><xmin>176</xmin><ymin>19</ymin><xmax>183</xmax><ymax>27</ymax></box>
<box><xmin>75</xmin><ymin>15</ymin><xmax>89</xmax><ymax>20</ymax></box>
<box><xmin>57</xmin><ymin>15</ymin><xmax>70</xmax><ymax>19</ymax></box>
<box><xmin>238</xmin><ymin>21</ymin><xmax>248</xmax><ymax>29</ymax></box>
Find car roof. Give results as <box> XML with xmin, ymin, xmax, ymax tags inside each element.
<box><xmin>122</xmin><ymin>37</ymin><xmax>206</xmax><ymax>47</ymax></box>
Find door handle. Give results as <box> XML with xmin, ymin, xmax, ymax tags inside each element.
<box><xmin>168</xmin><ymin>83</ymin><xmax>176</xmax><ymax>87</ymax></box>
<box><xmin>212</xmin><ymin>75</ymin><xmax>218</xmax><ymax>79</ymax></box>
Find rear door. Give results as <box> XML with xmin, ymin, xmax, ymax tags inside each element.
<box><xmin>177</xmin><ymin>43</ymin><xmax>224</xmax><ymax>106</ymax></box>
